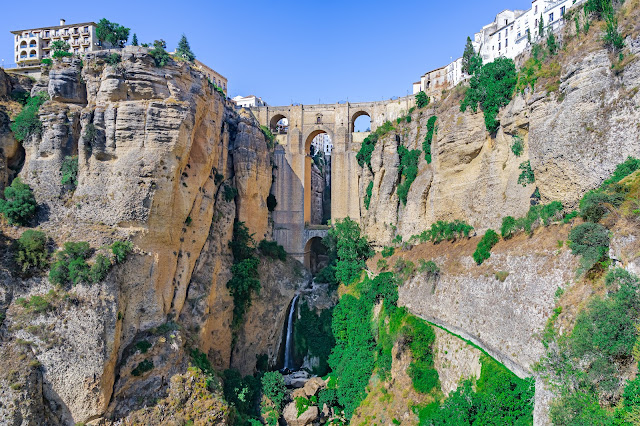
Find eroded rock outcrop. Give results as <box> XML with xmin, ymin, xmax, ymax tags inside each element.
<box><xmin>0</xmin><ymin>49</ymin><xmax>300</xmax><ymax>424</ymax></box>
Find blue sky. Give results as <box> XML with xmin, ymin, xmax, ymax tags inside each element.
<box><xmin>1</xmin><ymin>0</ymin><xmax>531</xmax><ymax>106</ymax></box>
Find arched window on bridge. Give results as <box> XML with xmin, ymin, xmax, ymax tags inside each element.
<box><xmin>351</xmin><ymin>111</ymin><xmax>371</xmax><ymax>133</ymax></box>
<box><xmin>304</xmin><ymin>237</ymin><xmax>328</xmax><ymax>274</ymax></box>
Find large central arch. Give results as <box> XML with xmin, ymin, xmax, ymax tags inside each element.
<box><xmin>304</xmin><ymin>128</ymin><xmax>332</xmax><ymax>225</ymax></box>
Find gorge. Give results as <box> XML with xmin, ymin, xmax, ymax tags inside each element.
<box><xmin>1</xmin><ymin>0</ymin><xmax>640</xmax><ymax>425</ymax></box>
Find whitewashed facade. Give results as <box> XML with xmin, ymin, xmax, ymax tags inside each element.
<box><xmin>311</xmin><ymin>133</ymin><xmax>333</xmax><ymax>156</ymax></box>
<box><xmin>412</xmin><ymin>0</ymin><xmax>585</xmax><ymax>94</ymax></box>
<box><xmin>232</xmin><ymin>95</ymin><xmax>267</xmax><ymax>108</ymax></box>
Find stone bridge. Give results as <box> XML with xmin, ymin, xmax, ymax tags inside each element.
<box><xmin>251</xmin><ymin>96</ymin><xmax>416</xmax><ymax>267</ymax></box>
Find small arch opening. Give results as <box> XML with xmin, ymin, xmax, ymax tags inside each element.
<box><xmin>270</xmin><ymin>114</ymin><xmax>288</xmax><ymax>134</ymax></box>
<box><xmin>304</xmin><ymin>237</ymin><xmax>328</xmax><ymax>274</ymax></box>
<box><xmin>352</xmin><ymin>111</ymin><xmax>371</xmax><ymax>132</ymax></box>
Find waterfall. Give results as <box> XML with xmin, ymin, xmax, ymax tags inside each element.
<box><xmin>284</xmin><ymin>294</ymin><xmax>299</xmax><ymax>370</ymax></box>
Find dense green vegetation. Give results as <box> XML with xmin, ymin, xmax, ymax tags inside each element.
<box><xmin>404</xmin><ymin>316</ymin><xmax>439</xmax><ymax>393</ymax></box>
<box><xmin>381</xmin><ymin>246</ymin><xmax>395</xmax><ymax>258</ymax></box>
<box><xmin>540</xmin><ymin>269</ymin><xmax>640</xmax><ymax>425</ymax></box>
<box><xmin>49</xmin><ymin>240</ymin><xmax>130</xmax><ymax>286</ymax></box>
<box><xmin>258</xmin><ymin>239</ymin><xmax>286</xmax><ymax>261</ymax></box>
<box><xmin>460</xmin><ymin>57</ymin><xmax>517</xmax><ymax>133</ymax></box>
<box><xmin>411</xmin><ymin>220</ymin><xmax>474</xmax><ymax>244</ymax></box>
<box><xmin>111</xmin><ymin>241</ymin><xmax>133</xmax><ymax>264</ymax></box>
<box><xmin>50</xmin><ymin>40</ymin><xmax>72</xmax><ymax>59</ymax></box>
<box><xmin>518</xmin><ymin>161</ymin><xmax>535</xmax><ymax>186</ymax></box>
<box><xmin>60</xmin><ymin>156</ymin><xmax>79</xmax><ymax>188</ymax></box>
<box><xmin>511</xmin><ymin>135</ymin><xmax>524</xmax><ymax>157</ymax></box>
<box><xmin>323</xmin><ymin>217</ymin><xmax>373</xmax><ymax>286</ymax></box>
<box><xmin>421</xmin><ymin>355</ymin><xmax>534</xmax><ymax>425</ymax></box>
<box><xmin>96</xmin><ymin>18</ymin><xmax>130</xmax><ymax>47</ymax></box>
<box><xmin>473</xmin><ymin>229</ymin><xmax>499</xmax><ymax>265</ymax></box>
<box><xmin>0</xmin><ymin>178</ymin><xmax>37</xmax><ymax>226</ymax></box>
<box><xmin>568</xmin><ymin>222</ymin><xmax>610</xmax><ymax>274</ymax></box>
<box><xmin>364</xmin><ymin>181</ymin><xmax>373</xmax><ymax>210</ymax></box>
<box><xmin>397</xmin><ymin>146</ymin><xmax>421</xmax><ymax>205</ymax></box>
<box><xmin>15</xmin><ymin>230</ymin><xmax>49</xmax><ymax>273</ymax></box>
<box><xmin>10</xmin><ymin>91</ymin><xmax>48</xmax><ymax>142</ymax></box>
<box><xmin>227</xmin><ymin>221</ymin><xmax>261</xmax><ymax>330</ymax></box>
<box><xmin>422</xmin><ymin>116</ymin><xmax>437</xmax><ymax>164</ymax></box>
<box><xmin>220</xmin><ymin>367</ymin><xmax>261</xmax><ymax>423</ymax></box>
<box><xmin>261</xmin><ymin>372</ymin><xmax>287</xmax><ymax>422</ymax></box>
<box><xmin>294</xmin><ymin>301</ymin><xmax>335</xmax><ymax>376</ymax></box>
<box><xmin>149</xmin><ymin>39</ymin><xmax>171</xmax><ymax>67</ymax></box>
<box><xmin>356</xmin><ymin>121</ymin><xmax>395</xmax><ymax>171</ymax></box>
<box><xmin>501</xmin><ymin>201</ymin><xmax>564</xmax><ymax>238</ymax></box>
<box><xmin>416</xmin><ymin>91</ymin><xmax>430</xmax><ymax>108</ymax></box>
<box><xmin>104</xmin><ymin>53</ymin><xmax>121</xmax><ymax>66</ymax></box>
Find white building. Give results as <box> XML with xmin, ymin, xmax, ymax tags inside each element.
<box><xmin>311</xmin><ymin>133</ymin><xmax>332</xmax><ymax>156</ymax></box>
<box><xmin>232</xmin><ymin>95</ymin><xmax>267</xmax><ymax>108</ymax></box>
<box><xmin>413</xmin><ymin>0</ymin><xmax>585</xmax><ymax>94</ymax></box>
<box><xmin>11</xmin><ymin>19</ymin><xmax>98</xmax><ymax>67</ymax></box>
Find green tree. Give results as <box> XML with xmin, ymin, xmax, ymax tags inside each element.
<box><xmin>460</xmin><ymin>57</ymin><xmax>517</xmax><ymax>133</ymax></box>
<box><xmin>415</xmin><ymin>91</ymin><xmax>430</xmax><ymax>108</ymax></box>
<box><xmin>568</xmin><ymin>222</ymin><xmax>610</xmax><ymax>273</ymax></box>
<box><xmin>61</xmin><ymin>155</ymin><xmax>78</xmax><ymax>188</ymax></box>
<box><xmin>10</xmin><ymin>91</ymin><xmax>48</xmax><ymax>142</ymax></box>
<box><xmin>131</xmin><ymin>33</ymin><xmax>138</xmax><ymax>46</ymax></box>
<box><xmin>50</xmin><ymin>40</ymin><xmax>72</xmax><ymax>58</ymax></box>
<box><xmin>547</xmin><ymin>32</ymin><xmax>558</xmax><ymax>55</ymax></box>
<box><xmin>473</xmin><ymin>229</ymin><xmax>499</xmax><ymax>265</ymax></box>
<box><xmin>176</xmin><ymin>34</ymin><xmax>195</xmax><ymax>62</ymax></box>
<box><xmin>15</xmin><ymin>230</ymin><xmax>48</xmax><ymax>273</ymax></box>
<box><xmin>96</xmin><ymin>18</ymin><xmax>130</xmax><ymax>48</ymax></box>
<box><xmin>149</xmin><ymin>39</ymin><xmax>171</xmax><ymax>67</ymax></box>
<box><xmin>261</xmin><ymin>372</ymin><xmax>287</xmax><ymax>413</ymax></box>
<box><xmin>111</xmin><ymin>241</ymin><xmax>133</xmax><ymax>264</ymax></box>
<box><xmin>462</xmin><ymin>36</ymin><xmax>482</xmax><ymax>75</ymax></box>
<box><xmin>539</xmin><ymin>14</ymin><xmax>545</xmax><ymax>38</ymax></box>
<box><xmin>0</xmin><ymin>178</ymin><xmax>37</xmax><ymax>226</ymax></box>
<box><xmin>89</xmin><ymin>254</ymin><xmax>112</xmax><ymax>283</ymax></box>
<box><xmin>327</xmin><ymin>217</ymin><xmax>373</xmax><ymax>285</ymax></box>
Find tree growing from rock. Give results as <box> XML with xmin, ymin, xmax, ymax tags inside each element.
<box><xmin>176</xmin><ymin>34</ymin><xmax>195</xmax><ymax>62</ymax></box>
<box><xmin>539</xmin><ymin>14</ymin><xmax>545</xmax><ymax>38</ymax></box>
<box><xmin>0</xmin><ymin>178</ymin><xmax>37</xmax><ymax>226</ymax></box>
<box><xmin>462</xmin><ymin>36</ymin><xmax>482</xmax><ymax>75</ymax></box>
<box><xmin>96</xmin><ymin>18</ymin><xmax>130</xmax><ymax>48</ymax></box>
<box><xmin>131</xmin><ymin>33</ymin><xmax>138</xmax><ymax>46</ymax></box>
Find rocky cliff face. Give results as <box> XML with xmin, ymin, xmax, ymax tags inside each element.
<box><xmin>0</xmin><ymin>50</ymin><xmax>305</xmax><ymax>424</ymax></box>
<box><xmin>360</xmin><ymin>32</ymin><xmax>640</xmax><ymax>246</ymax></box>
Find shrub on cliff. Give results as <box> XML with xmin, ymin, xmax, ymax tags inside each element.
<box><xmin>227</xmin><ymin>221</ymin><xmax>260</xmax><ymax>329</ymax></box>
<box><xmin>15</xmin><ymin>230</ymin><xmax>49</xmax><ymax>273</ymax></box>
<box><xmin>356</xmin><ymin>121</ymin><xmax>395</xmax><ymax>171</ymax></box>
<box><xmin>568</xmin><ymin>222</ymin><xmax>610</xmax><ymax>273</ymax></box>
<box><xmin>517</xmin><ymin>161</ymin><xmax>535</xmax><ymax>186</ymax></box>
<box><xmin>460</xmin><ymin>57</ymin><xmax>517</xmax><ymax>133</ymax></box>
<box><xmin>111</xmin><ymin>241</ymin><xmax>133</xmax><ymax>264</ymax></box>
<box><xmin>473</xmin><ymin>229</ymin><xmax>499</xmax><ymax>265</ymax></box>
<box><xmin>397</xmin><ymin>146</ymin><xmax>421</xmax><ymax>205</ymax></box>
<box><xmin>258</xmin><ymin>239</ymin><xmax>286</xmax><ymax>261</ymax></box>
<box><xmin>10</xmin><ymin>91</ymin><xmax>48</xmax><ymax>142</ymax></box>
<box><xmin>261</xmin><ymin>372</ymin><xmax>287</xmax><ymax>413</ymax></box>
<box><xmin>415</xmin><ymin>91</ymin><xmax>430</xmax><ymax>108</ymax></box>
<box><xmin>149</xmin><ymin>39</ymin><xmax>171</xmax><ymax>67</ymax></box>
<box><xmin>0</xmin><ymin>178</ymin><xmax>37</xmax><ymax>226</ymax></box>
<box><xmin>364</xmin><ymin>181</ymin><xmax>373</xmax><ymax>210</ymax></box>
<box><xmin>61</xmin><ymin>155</ymin><xmax>78</xmax><ymax>188</ymax></box>
<box><xmin>422</xmin><ymin>116</ymin><xmax>437</xmax><ymax>163</ymax></box>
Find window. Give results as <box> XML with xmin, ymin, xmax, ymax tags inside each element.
<box><xmin>535</xmin><ymin>19</ymin><xmax>538</xmax><ymax>27</ymax></box>
<box><xmin>64</xmin><ymin>29</ymin><xmax>69</xmax><ymax>35</ymax></box>
<box><xmin>506</xmin><ymin>39</ymin><xmax>508</xmax><ymax>47</ymax></box>
<box><xmin>549</xmin><ymin>13</ymin><xmax>554</xmax><ymax>22</ymax></box>
<box><xmin>498</xmin><ymin>42</ymin><xmax>501</xmax><ymax>50</ymax></box>
<box><xmin>518</xmin><ymin>31</ymin><xmax>521</xmax><ymax>38</ymax></box>
<box><xmin>45</xmin><ymin>31</ymin><xmax>49</xmax><ymax>37</ymax></box>
<box><xmin>84</xmin><ymin>26</ymin><xmax>89</xmax><ymax>33</ymax></box>
<box><xmin>505</xmin><ymin>19</ymin><xmax>508</xmax><ymax>25</ymax></box>
<box><xmin>535</xmin><ymin>5</ymin><xmax>538</xmax><ymax>13</ymax></box>
<box><xmin>498</xmin><ymin>32</ymin><xmax>501</xmax><ymax>40</ymax></box>
<box><xmin>505</xmin><ymin>28</ymin><xmax>508</xmax><ymax>36</ymax></box>
<box><xmin>84</xmin><ymin>47</ymin><xmax>88</xmax><ymax>52</ymax></box>
<box><xmin>561</xmin><ymin>6</ymin><xmax>566</xmax><ymax>16</ymax></box>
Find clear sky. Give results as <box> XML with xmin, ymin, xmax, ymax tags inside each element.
<box><xmin>1</xmin><ymin>0</ymin><xmax>532</xmax><ymax>106</ymax></box>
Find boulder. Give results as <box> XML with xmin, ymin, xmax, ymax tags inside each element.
<box><xmin>303</xmin><ymin>376</ymin><xmax>326</xmax><ymax>397</ymax></box>
<box><xmin>283</xmin><ymin>402</ymin><xmax>318</xmax><ymax>426</ymax></box>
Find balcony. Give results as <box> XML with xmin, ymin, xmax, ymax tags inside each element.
<box><xmin>81</xmin><ymin>39</ymin><xmax>90</xmax><ymax>45</ymax></box>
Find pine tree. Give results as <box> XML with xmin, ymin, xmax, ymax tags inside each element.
<box><xmin>539</xmin><ymin>14</ymin><xmax>545</xmax><ymax>38</ymax></box>
<box><xmin>462</xmin><ymin>36</ymin><xmax>475</xmax><ymax>74</ymax></box>
<box><xmin>176</xmin><ymin>34</ymin><xmax>195</xmax><ymax>62</ymax></box>
<box><xmin>132</xmin><ymin>33</ymin><xmax>138</xmax><ymax>46</ymax></box>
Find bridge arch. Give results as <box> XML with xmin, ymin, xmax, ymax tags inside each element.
<box><xmin>351</xmin><ymin>110</ymin><xmax>372</xmax><ymax>132</ymax></box>
<box><xmin>304</xmin><ymin>236</ymin><xmax>328</xmax><ymax>274</ymax></box>
<box><xmin>270</xmin><ymin>114</ymin><xmax>288</xmax><ymax>134</ymax></box>
<box><xmin>304</xmin><ymin>129</ymin><xmax>333</xmax><ymax>225</ymax></box>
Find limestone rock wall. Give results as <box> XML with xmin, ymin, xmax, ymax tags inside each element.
<box><xmin>0</xmin><ymin>50</ymin><xmax>295</xmax><ymax>424</ymax></box>
<box><xmin>360</xmin><ymin>36</ymin><xmax>640</xmax><ymax>246</ymax></box>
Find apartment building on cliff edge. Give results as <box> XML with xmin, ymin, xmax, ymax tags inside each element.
<box><xmin>10</xmin><ymin>19</ymin><xmax>99</xmax><ymax>77</ymax></box>
<box><xmin>412</xmin><ymin>0</ymin><xmax>586</xmax><ymax>98</ymax></box>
